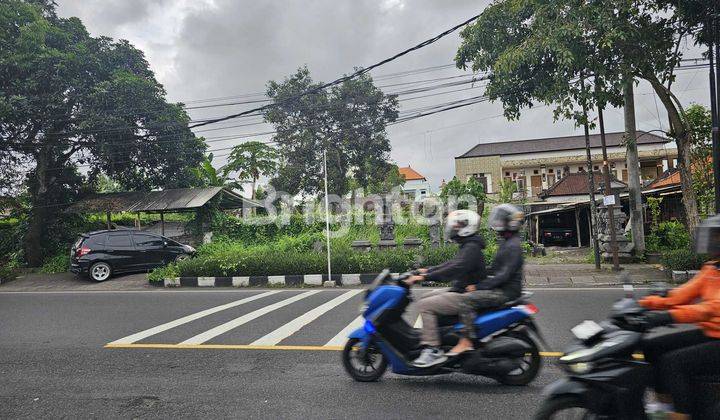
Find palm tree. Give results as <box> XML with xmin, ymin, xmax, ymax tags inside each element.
<box><xmin>223</xmin><ymin>141</ymin><xmax>278</xmax><ymax>200</ymax></box>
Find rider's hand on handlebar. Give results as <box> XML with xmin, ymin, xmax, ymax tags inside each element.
<box><xmin>465</xmin><ymin>284</ymin><xmax>477</xmax><ymax>292</ymax></box>
<box><xmin>406</xmin><ymin>275</ymin><xmax>424</xmax><ymax>285</ymax></box>
<box><xmin>417</xmin><ymin>268</ymin><xmax>428</xmax><ymax>274</ymax></box>
<box><xmin>622</xmin><ymin>311</ymin><xmax>673</xmax><ymax>332</ymax></box>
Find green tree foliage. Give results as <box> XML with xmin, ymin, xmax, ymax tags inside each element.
<box><xmin>685</xmin><ymin>104</ymin><xmax>714</xmax><ymax>217</ymax></box>
<box><xmin>439</xmin><ymin>177</ymin><xmax>486</xmax><ymax>213</ymax></box>
<box><xmin>367</xmin><ymin>164</ymin><xmax>405</xmax><ymax>194</ymax></box>
<box><xmin>223</xmin><ymin>141</ymin><xmax>278</xmax><ymax>200</ymax></box>
<box><xmin>0</xmin><ymin>1</ymin><xmax>205</xmax><ymax>265</ymax></box>
<box><xmin>455</xmin><ymin>0</ymin><xmax>702</xmax><ymax>233</ymax></box>
<box><xmin>264</xmin><ymin>67</ymin><xmax>399</xmax><ymax>196</ymax></box>
<box><xmin>191</xmin><ymin>154</ymin><xmax>241</xmax><ymax>190</ymax></box>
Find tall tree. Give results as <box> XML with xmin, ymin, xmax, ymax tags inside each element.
<box><xmin>223</xmin><ymin>141</ymin><xmax>278</xmax><ymax>200</ymax></box>
<box><xmin>455</xmin><ymin>0</ymin><xmax>702</xmax><ymax>236</ymax></box>
<box><xmin>0</xmin><ymin>1</ymin><xmax>205</xmax><ymax>265</ymax></box>
<box><xmin>264</xmin><ymin>67</ymin><xmax>399</xmax><ymax>196</ymax></box>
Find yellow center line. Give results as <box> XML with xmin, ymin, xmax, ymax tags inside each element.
<box><xmin>104</xmin><ymin>343</ymin><xmax>569</xmax><ymax>356</ymax></box>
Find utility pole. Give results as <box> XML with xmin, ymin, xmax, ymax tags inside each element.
<box><xmin>323</xmin><ymin>148</ymin><xmax>332</xmax><ymax>284</ymax></box>
<box><xmin>711</xmin><ymin>8</ymin><xmax>720</xmax><ymax>214</ymax></box>
<box><xmin>597</xmin><ymin>96</ymin><xmax>621</xmax><ymax>271</ymax></box>
<box><xmin>624</xmin><ymin>80</ymin><xmax>645</xmax><ymax>255</ymax></box>
<box><xmin>581</xmin><ymin>79</ymin><xmax>601</xmax><ymax>269</ymax></box>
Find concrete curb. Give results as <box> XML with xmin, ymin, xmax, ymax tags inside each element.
<box><xmin>150</xmin><ymin>271</ymin><xmax>653</xmax><ymax>288</ymax></box>
<box><xmin>153</xmin><ymin>273</ymin><xmax>390</xmax><ymax>288</ymax></box>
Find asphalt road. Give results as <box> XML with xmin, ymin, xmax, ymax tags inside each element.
<box><xmin>0</xmin><ymin>287</ymin><xmax>630</xmax><ymax>419</ymax></box>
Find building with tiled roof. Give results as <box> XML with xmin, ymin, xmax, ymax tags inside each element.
<box><xmin>455</xmin><ymin>131</ymin><xmax>676</xmax><ymax>200</ymax></box>
<box><xmin>398</xmin><ymin>166</ymin><xmax>430</xmax><ymax>202</ymax></box>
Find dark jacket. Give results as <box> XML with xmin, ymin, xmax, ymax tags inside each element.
<box><xmin>481</xmin><ymin>234</ymin><xmax>523</xmax><ymax>299</ymax></box>
<box><xmin>424</xmin><ymin>235</ymin><xmax>486</xmax><ymax>292</ymax></box>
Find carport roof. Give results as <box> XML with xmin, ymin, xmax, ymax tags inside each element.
<box><xmin>65</xmin><ymin>187</ymin><xmax>260</xmax><ymax>213</ymax></box>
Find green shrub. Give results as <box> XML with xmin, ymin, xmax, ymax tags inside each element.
<box><xmin>0</xmin><ymin>265</ymin><xmax>20</xmax><ymax>283</ymax></box>
<box><xmin>149</xmin><ymin>242</ymin><xmax>473</xmax><ymax>279</ymax></box>
<box><xmin>656</xmin><ymin>221</ymin><xmax>691</xmax><ymax>251</ymax></box>
<box><xmin>660</xmin><ymin>248</ymin><xmax>709</xmax><ymax>272</ymax></box>
<box><xmin>39</xmin><ymin>253</ymin><xmax>70</xmax><ymax>274</ymax></box>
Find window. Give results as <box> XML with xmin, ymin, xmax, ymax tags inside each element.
<box><xmin>578</xmin><ymin>166</ymin><xmax>584</xmax><ymax>171</ymax></box>
<box><xmin>533</xmin><ymin>169</ymin><xmax>539</xmax><ymax>174</ymax></box>
<box><xmin>133</xmin><ymin>233</ymin><xmax>165</xmax><ymax>248</ymax></box>
<box><xmin>85</xmin><ymin>234</ymin><xmax>106</xmax><ymax>247</ymax></box>
<box><xmin>106</xmin><ymin>233</ymin><xmax>133</xmax><ymax>249</ymax></box>
<box><xmin>472</xmin><ymin>173</ymin><xmax>489</xmax><ymax>193</ymax></box>
<box><xmin>593</xmin><ymin>165</ymin><xmax>599</xmax><ymax>170</ymax></box>
<box><xmin>548</xmin><ymin>168</ymin><xmax>554</xmax><ymax>173</ymax></box>
<box><xmin>505</xmin><ymin>172</ymin><xmax>510</xmax><ymax>177</ymax></box>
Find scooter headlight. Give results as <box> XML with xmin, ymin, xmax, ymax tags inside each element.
<box><xmin>564</xmin><ymin>362</ymin><xmax>594</xmax><ymax>374</ymax></box>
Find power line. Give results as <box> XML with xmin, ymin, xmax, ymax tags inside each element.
<box><xmin>188</xmin><ymin>13</ymin><xmax>483</xmax><ymax>129</ymax></box>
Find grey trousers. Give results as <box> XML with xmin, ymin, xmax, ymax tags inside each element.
<box><xmin>416</xmin><ymin>289</ymin><xmax>508</xmax><ymax>346</ymax></box>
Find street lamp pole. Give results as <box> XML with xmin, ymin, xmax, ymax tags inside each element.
<box><xmin>323</xmin><ymin>148</ymin><xmax>332</xmax><ymax>284</ymax></box>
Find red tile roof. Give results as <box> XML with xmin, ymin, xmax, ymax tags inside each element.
<box><xmin>398</xmin><ymin>166</ymin><xmax>426</xmax><ymax>181</ymax></box>
<box><xmin>644</xmin><ymin>169</ymin><xmax>680</xmax><ymax>190</ymax></box>
<box><xmin>540</xmin><ymin>172</ymin><xmax>626</xmax><ymax>197</ymax></box>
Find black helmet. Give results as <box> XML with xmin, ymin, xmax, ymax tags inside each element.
<box><xmin>488</xmin><ymin>204</ymin><xmax>524</xmax><ymax>233</ymax></box>
<box><xmin>695</xmin><ymin>214</ymin><xmax>720</xmax><ymax>257</ymax></box>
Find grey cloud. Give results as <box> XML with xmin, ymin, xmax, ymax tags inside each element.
<box><xmin>56</xmin><ymin>0</ymin><xmax>710</xmax><ymax>191</ymax></box>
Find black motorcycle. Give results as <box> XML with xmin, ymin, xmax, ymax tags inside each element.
<box><xmin>534</xmin><ymin>281</ymin><xmax>720</xmax><ymax>419</ymax></box>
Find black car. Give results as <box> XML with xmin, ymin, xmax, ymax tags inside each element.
<box><xmin>70</xmin><ymin>230</ymin><xmax>196</xmax><ymax>281</ymax></box>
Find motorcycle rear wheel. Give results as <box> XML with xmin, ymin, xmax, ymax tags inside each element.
<box><xmin>495</xmin><ymin>332</ymin><xmax>541</xmax><ymax>386</ymax></box>
<box><xmin>534</xmin><ymin>396</ymin><xmax>600</xmax><ymax>420</ymax></box>
<box><xmin>342</xmin><ymin>338</ymin><xmax>388</xmax><ymax>382</ymax></box>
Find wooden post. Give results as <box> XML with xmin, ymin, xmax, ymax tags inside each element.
<box><xmin>160</xmin><ymin>211</ymin><xmax>165</xmax><ymax>236</ymax></box>
<box><xmin>106</xmin><ymin>211</ymin><xmax>111</xmax><ymax>230</ymax></box>
<box><xmin>535</xmin><ymin>215</ymin><xmax>540</xmax><ymax>244</ymax></box>
<box><xmin>575</xmin><ymin>207</ymin><xmax>582</xmax><ymax>247</ymax></box>
<box><xmin>135</xmin><ymin>212</ymin><xmax>141</xmax><ymax>229</ymax></box>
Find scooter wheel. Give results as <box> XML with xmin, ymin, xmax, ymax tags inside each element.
<box><xmin>495</xmin><ymin>332</ymin><xmax>541</xmax><ymax>386</ymax></box>
<box><xmin>342</xmin><ymin>338</ymin><xmax>387</xmax><ymax>382</ymax></box>
<box><xmin>533</xmin><ymin>396</ymin><xmax>596</xmax><ymax>420</ymax></box>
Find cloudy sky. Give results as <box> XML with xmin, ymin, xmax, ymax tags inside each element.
<box><xmin>57</xmin><ymin>0</ymin><xmax>711</xmax><ymax>192</ymax></box>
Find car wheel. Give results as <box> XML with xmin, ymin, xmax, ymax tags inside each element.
<box><xmin>89</xmin><ymin>262</ymin><xmax>112</xmax><ymax>282</ymax></box>
<box><xmin>175</xmin><ymin>254</ymin><xmax>191</xmax><ymax>262</ymax></box>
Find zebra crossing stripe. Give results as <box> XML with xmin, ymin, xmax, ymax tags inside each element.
<box><xmin>180</xmin><ymin>291</ymin><xmax>320</xmax><ymax>345</ymax></box>
<box><xmin>324</xmin><ymin>315</ymin><xmax>364</xmax><ymax>347</ymax></box>
<box><xmin>108</xmin><ymin>291</ymin><xmax>279</xmax><ymax>345</ymax></box>
<box><xmin>251</xmin><ymin>290</ymin><xmax>362</xmax><ymax>346</ymax></box>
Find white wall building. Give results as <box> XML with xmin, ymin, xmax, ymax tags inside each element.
<box><xmin>398</xmin><ymin>166</ymin><xmax>431</xmax><ymax>201</ymax></box>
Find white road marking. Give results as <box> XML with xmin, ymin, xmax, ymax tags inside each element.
<box><xmin>108</xmin><ymin>291</ymin><xmax>279</xmax><ymax>345</ymax></box>
<box><xmin>414</xmin><ymin>315</ymin><xmax>423</xmax><ymax>328</ymax></box>
<box><xmin>180</xmin><ymin>291</ymin><xmax>320</xmax><ymax>345</ymax></box>
<box><xmin>251</xmin><ymin>290</ymin><xmax>362</xmax><ymax>346</ymax></box>
<box><xmin>324</xmin><ymin>315</ymin><xmax>364</xmax><ymax>347</ymax></box>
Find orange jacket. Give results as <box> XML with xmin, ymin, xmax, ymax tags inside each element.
<box><xmin>640</xmin><ymin>262</ymin><xmax>720</xmax><ymax>338</ymax></box>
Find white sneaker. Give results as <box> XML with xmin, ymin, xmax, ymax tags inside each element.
<box><xmin>645</xmin><ymin>401</ymin><xmax>674</xmax><ymax>414</ymax></box>
<box><xmin>412</xmin><ymin>348</ymin><xmax>447</xmax><ymax>367</ymax></box>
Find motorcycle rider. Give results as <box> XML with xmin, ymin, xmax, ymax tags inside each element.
<box><xmin>446</xmin><ymin>203</ymin><xmax>525</xmax><ymax>356</ymax></box>
<box><xmin>635</xmin><ymin>214</ymin><xmax>720</xmax><ymax>419</ymax></box>
<box><xmin>406</xmin><ymin>209</ymin><xmax>487</xmax><ymax>367</ymax></box>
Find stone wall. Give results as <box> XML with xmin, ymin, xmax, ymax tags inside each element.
<box><xmin>455</xmin><ymin>155</ymin><xmax>503</xmax><ymax>194</ymax></box>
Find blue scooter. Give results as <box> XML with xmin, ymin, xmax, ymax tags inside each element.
<box><xmin>342</xmin><ymin>269</ymin><xmax>545</xmax><ymax>385</ymax></box>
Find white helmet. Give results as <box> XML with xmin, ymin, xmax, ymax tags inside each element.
<box><xmin>445</xmin><ymin>209</ymin><xmax>481</xmax><ymax>240</ymax></box>
<box><xmin>488</xmin><ymin>204</ymin><xmax>524</xmax><ymax>233</ymax></box>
